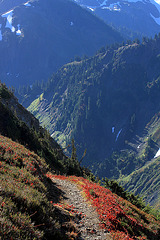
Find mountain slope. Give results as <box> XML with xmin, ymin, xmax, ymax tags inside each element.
<box><xmin>0</xmin><ymin>81</ymin><xmax>90</xmax><ymax>239</ymax></box>
<box><xmin>118</xmin><ymin>111</ymin><xmax>160</xmax><ymax>209</ymax></box>
<box><xmin>0</xmin><ymin>0</ymin><xmax>26</xmax><ymax>14</ymax></box>
<box><xmin>26</xmin><ymin>36</ymin><xmax>160</xmax><ymax>166</ymax></box>
<box><xmin>119</xmin><ymin>155</ymin><xmax>160</xmax><ymax>209</ymax></box>
<box><xmin>47</xmin><ymin>174</ymin><xmax>160</xmax><ymax>240</ymax></box>
<box><xmin>1</xmin><ymin>84</ymin><xmax>160</xmax><ymax>239</ymax></box>
<box><xmin>22</xmin><ymin>36</ymin><xmax>160</xmax><ymax>208</ymax></box>
<box><xmin>0</xmin><ymin>0</ymin><xmax>123</xmax><ymax>87</ymax></box>
<box><xmin>0</xmin><ymin>82</ymin><xmax>82</xmax><ymax>176</ymax></box>
<box><xmin>73</xmin><ymin>0</ymin><xmax>160</xmax><ymax>39</ymax></box>
<box><xmin>1</xmin><ymin>134</ymin><xmax>160</xmax><ymax>239</ymax></box>
<box><xmin>0</xmin><ymin>134</ymin><xmax>67</xmax><ymax>239</ymax></box>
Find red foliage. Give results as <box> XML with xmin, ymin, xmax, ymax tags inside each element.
<box><xmin>46</xmin><ymin>174</ymin><xmax>160</xmax><ymax>240</ymax></box>
<box><xmin>46</xmin><ymin>173</ymin><xmax>67</xmax><ymax>180</ymax></box>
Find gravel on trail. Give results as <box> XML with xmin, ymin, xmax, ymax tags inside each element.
<box><xmin>51</xmin><ymin>177</ymin><xmax>113</xmax><ymax>240</ymax></box>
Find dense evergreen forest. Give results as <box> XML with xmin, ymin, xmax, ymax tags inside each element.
<box><xmin>16</xmin><ymin>33</ymin><xmax>160</xmax><ymax>208</ymax></box>
<box><xmin>1</xmin><ymin>83</ymin><xmax>160</xmax><ymax>239</ymax></box>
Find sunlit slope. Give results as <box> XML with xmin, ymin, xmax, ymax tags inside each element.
<box><xmin>26</xmin><ymin>36</ymin><xmax>160</xmax><ymax>173</ymax></box>
<box><xmin>0</xmin><ymin>134</ymin><xmax>66</xmax><ymax>239</ymax></box>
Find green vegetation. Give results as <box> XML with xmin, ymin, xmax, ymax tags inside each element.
<box><xmin>0</xmin><ymin>83</ymin><xmax>13</xmax><ymax>99</ymax></box>
<box><xmin>0</xmin><ymin>134</ymin><xmax>69</xmax><ymax>239</ymax></box>
<box><xmin>16</xmin><ymin>34</ymin><xmax>160</xmax><ymax>210</ymax></box>
<box><xmin>119</xmin><ymin>156</ymin><xmax>160</xmax><ymax>211</ymax></box>
<box><xmin>0</xmin><ymin>83</ymin><xmax>90</xmax><ymax>239</ymax></box>
<box><xmin>65</xmin><ymin>175</ymin><xmax>160</xmax><ymax>240</ymax></box>
<box><xmin>1</xmin><ymin>84</ymin><xmax>160</xmax><ymax>239</ymax></box>
<box><xmin>52</xmin><ymin>131</ymin><xmax>68</xmax><ymax>149</ymax></box>
<box><xmin>0</xmin><ymin>83</ymin><xmax>83</xmax><ymax>177</ymax></box>
<box><xmin>85</xmin><ymin>171</ymin><xmax>160</xmax><ymax>219</ymax></box>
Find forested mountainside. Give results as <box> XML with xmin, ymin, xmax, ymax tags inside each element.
<box><xmin>0</xmin><ymin>0</ymin><xmax>123</xmax><ymax>87</ymax></box>
<box><xmin>0</xmin><ymin>82</ymin><xmax>83</xmax><ymax>176</ymax></box>
<box><xmin>0</xmin><ymin>83</ymin><xmax>88</xmax><ymax>239</ymax></box>
<box><xmin>73</xmin><ymin>0</ymin><xmax>160</xmax><ymax>40</ymax></box>
<box><xmin>1</xmin><ymin>84</ymin><xmax>160</xmax><ymax>240</ymax></box>
<box><xmin>119</xmin><ymin>154</ymin><xmax>160</xmax><ymax>209</ymax></box>
<box><xmin>17</xmin><ymin>35</ymin><xmax>160</xmax><ymax>208</ymax></box>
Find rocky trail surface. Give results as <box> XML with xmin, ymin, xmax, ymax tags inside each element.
<box><xmin>50</xmin><ymin>176</ymin><xmax>112</xmax><ymax>240</ymax></box>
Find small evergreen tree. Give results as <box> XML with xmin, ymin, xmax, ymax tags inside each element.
<box><xmin>71</xmin><ymin>138</ymin><xmax>77</xmax><ymax>161</ymax></box>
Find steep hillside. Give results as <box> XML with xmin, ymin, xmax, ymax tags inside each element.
<box><xmin>20</xmin><ymin>36</ymin><xmax>160</xmax><ymax>208</ymax></box>
<box><xmin>0</xmin><ymin>0</ymin><xmax>26</xmax><ymax>14</ymax></box>
<box><xmin>118</xmin><ymin>111</ymin><xmax>160</xmax><ymax>209</ymax></box>
<box><xmin>0</xmin><ymin>134</ymin><xmax>70</xmax><ymax>239</ymax></box>
<box><xmin>1</xmin><ymin>134</ymin><xmax>160</xmax><ymax>239</ymax></box>
<box><xmin>24</xmin><ymin>36</ymin><xmax>160</xmax><ymax>166</ymax></box>
<box><xmin>47</xmin><ymin>174</ymin><xmax>160</xmax><ymax>240</ymax></box>
<box><xmin>0</xmin><ymin>82</ymin><xmax>82</xmax><ymax>176</ymax></box>
<box><xmin>73</xmin><ymin>0</ymin><xmax>160</xmax><ymax>40</ymax></box>
<box><xmin>1</xmin><ymin>84</ymin><xmax>160</xmax><ymax>239</ymax></box>
<box><xmin>119</xmin><ymin>155</ymin><xmax>160</xmax><ymax>210</ymax></box>
<box><xmin>0</xmin><ymin>0</ymin><xmax>123</xmax><ymax>87</ymax></box>
<box><xmin>0</xmin><ymin>82</ymin><xmax>89</xmax><ymax>239</ymax></box>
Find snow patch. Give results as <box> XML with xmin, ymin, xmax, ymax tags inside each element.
<box><xmin>1</xmin><ymin>10</ymin><xmax>23</xmax><ymax>39</ymax></box>
<box><xmin>16</xmin><ymin>24</ymin><xmax>22</xmax><ymax>35</ymax></box>
<box><xmin>102</xmin><ymin>2</ymin><xmax>121</xmax><ymax>11</ymax></box>
<box><xmin>154</xmin><ymin>148</ymin><xmax>160</xmax><ymax>158</ymax></box>
<box><xmin>150</xmin><ymin>0</ymin><xmax>160</xmax><ymax>15</ymax></box>
<box><xmin>115</xmin><ymin>129</ymin><xmax>122</xmax><ymax>142</ymax></box>
<box><xmin>2</xmin><ymin>9</ymin><xmax>13</xmax><ymax>17</ymax></box>
<box><xmin>155</xmin><ymin>0</ymin><xmax>160</xmax><ymax>4</ymax></box>
<box><xmin>24</xmin><ymin>1</ymin><xmax>31</xmax><ymax>7</ymax></box>
<box><xmin>87</xmin><ymin>7</ymin><xmax>95</xmax><ymax>11</ymax></box>
<box><xmin>150</xmin><ymin>13</ymin><xmax>160</xmax><ymax>25</ymax></box>
<box><xmin>2</xmin><ymin>10</ymin><xmax>15</xmax><ymax>33</ymax></box>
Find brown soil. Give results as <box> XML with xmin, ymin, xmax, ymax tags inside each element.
<box><xmin>51</xmin><ymin>176</ymin><xmax>113</xmax><ymax>240</ymax></box>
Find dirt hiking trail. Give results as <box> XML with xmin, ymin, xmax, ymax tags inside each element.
<box><xmin>51</xmin><ymin>176</ymin><xmax>113</xmax><ymax>240</ymax></box>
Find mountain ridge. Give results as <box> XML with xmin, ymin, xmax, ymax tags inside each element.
<box><xmin>19</xmin><ymin>36</ymin><xmax>160</xmax><ymax>208</ymax></box>
<box><xmin>1</xmin><ymin>82</ymin><xmax>160</xmax><ymax>240</ymax></box>
<box><xmin>73</xmin><ymin>0</ymin><xmax>160</xmax><ymax>39</ymax></box>
<box><xmin>0</xmin><ymin>0</ymin><xmax>123</xmax><ymax>87</ymax></box>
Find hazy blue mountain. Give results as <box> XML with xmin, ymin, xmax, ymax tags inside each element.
<box><xmin>0</xmin><ymin>0</ymin><xmax>123</xmax><ymax>87</ymax></box>
<box><xmin>0</xmin><ymin>0</ymin><xmax>26</xmax><ymax>14</ymax></box>
<box><xmin>73</xmin><ymin>0</ymin><xmax>160</xmax><ymax>39</ymax></box>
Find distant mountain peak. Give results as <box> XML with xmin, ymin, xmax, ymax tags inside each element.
<box><xmin>0</xmin><ymin>0</ymin><xmax>123</xmax><ymax>87</ymax></box>
<box><xmin>73</xmin><ymin>0</ymin><xmax>160</xmax><ymax>38</ymax></box>
<box><xmin>0</xmin><ymin>1</ymin><xmax>34</xmax><ymax>41</ymax></box>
